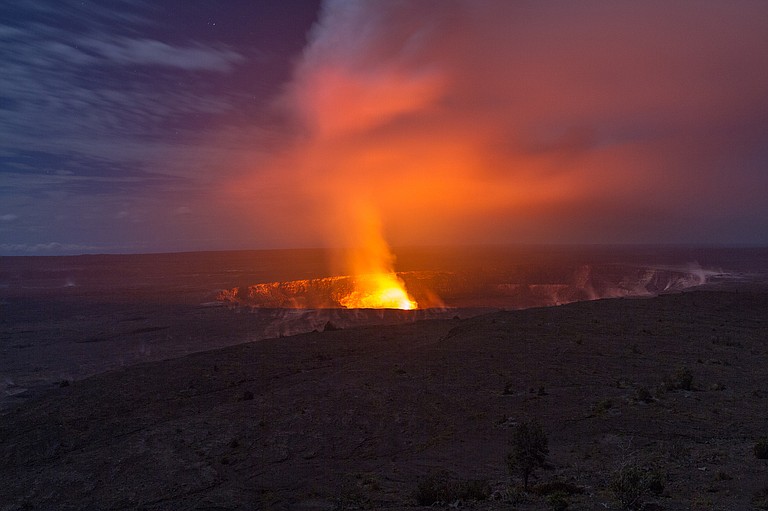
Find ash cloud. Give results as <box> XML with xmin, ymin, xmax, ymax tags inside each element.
<box><xmin>245</xmin><ymin>0</ymin><xmax>768</xmax><ymax>247</ymax></box>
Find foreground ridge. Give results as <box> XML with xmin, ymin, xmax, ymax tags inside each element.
<box><xmin>2</xmin><ymin>290</ymin><xmax>767</xmax><ymax>510</ymax></box>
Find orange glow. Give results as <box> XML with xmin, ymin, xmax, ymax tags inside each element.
<box><xmin>339</xmin><ymin>272</ymin><xmax>417</xmax><ymax>309</ymax></box>
<box><xmin>334</xmin><ymin>200</ymin><xmax>418</xmax><ymax>310</ymax></box>
<box><xmin>216</xmin><ymin>2</ymin><xmax>768</xmax><ymax>251</ymax></box>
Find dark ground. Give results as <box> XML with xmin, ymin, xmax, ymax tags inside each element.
<box><xmin>1</xmin><ymin>288</ymin><xmax>767</xmax><ymax>510</ymax></box>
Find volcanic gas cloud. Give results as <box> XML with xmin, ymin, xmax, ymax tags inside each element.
<box><xmin>331</xmin><ymin>201</ymin><xmax>416</xmax><ymax>309</ymax></box>
<box><xmin>225</xmin><ymin>1</ymin><xmax>768</xmax><ymax>306</ymax></box>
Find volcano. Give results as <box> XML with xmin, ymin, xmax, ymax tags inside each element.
<box><xmin>217</xmin><ymin>263</ymin><xmax>713</xmax><ymax>310</ymax></box>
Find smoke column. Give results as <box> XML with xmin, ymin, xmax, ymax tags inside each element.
<box><xmin>234</xmin><ymin>0</ymin><xmax>768</xmax><ymax>258</ymax></box>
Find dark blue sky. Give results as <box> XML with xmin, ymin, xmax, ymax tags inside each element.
<box><xmin>2</xmin><ymin>1</ymin><xmax>768</xmax><ymax>255</ymax></box>
<box><xmin>1</xmin><ymin>0</ymin><xmax>321</xmax><ymax>254</ymax></box>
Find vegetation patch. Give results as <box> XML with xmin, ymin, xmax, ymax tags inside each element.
<box><xmin>532</xmin><ymin>480</ymin><xmax>583</xmax><ymax>496</ymax></box>
<box><xmin>507</xmin><ymin>419</ymin><xmax>549</xmax><ymax>490</ymax></box>
<box><xmin>414</xmin><ymin>471</ymin><xmax>490</xmax><ymax>506</ymax></box>
<box><xmin>609</xmin><ymin>464</ymin><xmax>665</xmax><ymax>510</ymax></box>
<box><xmin>755</xmin><ymin>438</ymin><xmax>768</xmax><ymax>459</ymax></box>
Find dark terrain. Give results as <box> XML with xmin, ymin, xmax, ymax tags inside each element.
<box><xmin>2</xmin><ymin>288</ymin><xmax>768</xmax><ymax>510</ymax></box>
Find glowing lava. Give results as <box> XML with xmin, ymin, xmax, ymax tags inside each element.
<box><xmin>334</xmin><ymin>200</ymin><xmax>418</xmax><ymax>310</ymax></box>
<box><xmin>339</xmin><ymin>273</ymin><xmax>417</xmax><ymax>309</ymax></box>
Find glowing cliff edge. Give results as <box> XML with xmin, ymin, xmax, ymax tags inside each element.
<box><xmin>218</xmin><ymin>264</ymin><xmax>715</xmax><ymax>310</ymax></box>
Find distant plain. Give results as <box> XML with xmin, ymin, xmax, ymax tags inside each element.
<box><xmin>1</xmin><ymin>246</ymin><xmax>767</xmax><ymax>509</ymax></box>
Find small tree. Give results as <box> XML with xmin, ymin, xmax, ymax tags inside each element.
<box><xmin>755</xmin><ymin>438</ymin><xmax>768</xmax><ymax>459</ymax></box>
<box><xmin>673</xmin><ymin>367</ymin><xmax>693</xmax><ymax>391</ymax></box>
<box><xmin>609</xmin><ymin>464</ymin><xmax>665</xmax><ymax>510</ymax></box>
<box><xmin>507</xmin><ymin>419</ymin><xmax>549</xmax><ymax>490</ymax></box>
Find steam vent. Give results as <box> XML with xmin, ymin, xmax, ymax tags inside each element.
<box><xmin>218</xmin><ymin>264</ymin><xmax>710</xmax><ymax>310</ymax></box>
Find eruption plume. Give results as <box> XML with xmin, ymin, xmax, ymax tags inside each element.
<box><xmin>267</xmin><ymin>1</ymin><xmax>451</xmax><ymax>308</ymax></box>
<box><xmin>225</xmin><ymin>0</ymin><xmax>768</xmax><ymax>287</ymax></box>
<box><xmin>334</xmin><ymin>200</ymin><xmax>417</xmax><ymax>309</ymax></box>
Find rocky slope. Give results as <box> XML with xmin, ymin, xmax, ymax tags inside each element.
<box><xmin>1</xmin><ymin>290</ymin><xmax>767</xmax><ymax>510</ymax></box>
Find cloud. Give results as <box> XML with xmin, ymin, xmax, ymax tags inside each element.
<box><xmin>0</xmin><ymin>214</ymin><xmax>18</xmax><ymax>221</ymax></box>
<box><xmin>0</xmin><ymin>2</ymin><xmax>246</xmax><ymax>167</ymax></box>
<box><xmin>0</xmin><ymin>150</ymin><xmax>190</xmax><ymax>197</ymax></box>
<box><xmin>235</xmin><ymin>0</ymin><xmax>768</xmax><ymax>247</ymax></box>
<box><xmin>0</xmin><ymin>242</ymin><xmax>106</xmax><ymax>254</ymax></box>
<box><xmin>4</xmin><ymin>1</ymin><xmax>768</xmax><ymax>254</ymax></box>
<box><xmin>0</xmin><ymin>0</ymin><xmax>320</xmax><ymax>254</ymax></box>
<box><xmin>79</xmin><ymin>37</ymin><xmax>244</xmax><ymax>72</ymax></box>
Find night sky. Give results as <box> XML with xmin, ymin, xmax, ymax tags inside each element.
<box><xmin>2</xmin><ymin>1</ymin><xmax>768</xmax><ymax>255</ymax></box>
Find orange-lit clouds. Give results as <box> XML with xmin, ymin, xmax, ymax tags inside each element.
<box><xmin>230</xmin><ymin>0</ymin><xmax>768</xmax><ymax>250</ymax></box>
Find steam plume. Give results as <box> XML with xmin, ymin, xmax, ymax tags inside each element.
<box><xmin>233</xmin><ymin>0</ymin><xmax>768</xmax><ymax>251</ymax></box>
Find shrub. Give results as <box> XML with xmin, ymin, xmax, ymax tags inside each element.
<box><xmin>507</xmin><ymin>420</ymin><xmax>549</xmax><ymax>490</ymax></box>
<box><xmin>532</xmin><ymin>480</ymin><xmax>583</xmax><ymax>496</ymax></box>
<box><xmin>659</xmin><ymin>367</ymin><xmax>694</xmax><ymax>393</ymax></box>
<box><xmin>755</xmin><ymin>438</ymin><xmax>768</xmax><ymax>459</ymax></box>
<box><xmin>336</xmin><ymin>476</ymin><xmax>372</xmax><ymax>510</ymax></box>
<box><xmin>415</xmin><ymin>471</ymin><xmax>452</xmax><ymax>505</ymax></box>
<box><xmin>547</xmin><ymin>491</ymin><xmax>569</xmax><ymax>511</ymax></box>
<box><xmin>635</xmin><ymin>386</ymin><xmax>653</xmax><ymax>403</ymax></box>
<box><xmin>754</xmin><ymin>487</ymin><xmax>768</xmax><ymax>510</ymax></box>
<box><xmin>414</xmin><ymin>472</ymin><xmax>490</xmax><ymax>505</ymax></box>
<box><xmin>665</xmin><ymin>438</ymin><xmax>691</xmax><ymax>461</ymax></box>
<box><xmin>609</xmin><ymin>464</ymin><xmax>664</xmax><ymax>510</ymax></box>
<box><xmin>595</xmin><ymin>399</ymin><xmax>613</xmax><ymax>415</ymax></box>
<box><xmin>459</xmin><ymin>479</ymin><xmax>491</xmax><ymax>501</ymax></box>
<box><xmin>673</xmin><ymin>367</ymin><xmax>693</xmax><ymax>391</ymax></box>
